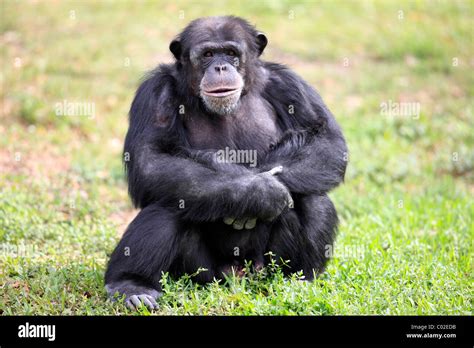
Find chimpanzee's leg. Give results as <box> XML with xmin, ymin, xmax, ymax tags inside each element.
<box><xmin>168</xmin><ymin>225</ymin><xmax>218</xmax><ymax>284</ymax></box>
<box><xmin>105</xmin><ymin>204</ymin><xmax>215</xmax><ymax>309</ymax></box>
<box><xmin>267</xmin><ymin>194</ymin><xmax>338</xmax><ymax>279</ymax></box>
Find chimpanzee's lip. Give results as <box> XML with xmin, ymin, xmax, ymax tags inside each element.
<box><xmin>203</xmin><ymin>87</ymin><xmax>240</xmax><ymax>97</ymax></box>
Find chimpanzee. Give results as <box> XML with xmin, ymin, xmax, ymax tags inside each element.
<box><xmin>105</xmin><ymin>16</ymin><xmax>347</xmax><ymax>309</ymax></box>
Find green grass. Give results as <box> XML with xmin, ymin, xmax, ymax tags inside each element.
<box><xmin>0</xmin><ymin>0</ymin><xmax>472</xmax><ymax>315</ymax></box>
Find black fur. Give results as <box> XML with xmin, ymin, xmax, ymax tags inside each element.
<box><xmin>105</xmin><ymin>16</ymin><xmax>347</xmax><ymax>309</ymax></box>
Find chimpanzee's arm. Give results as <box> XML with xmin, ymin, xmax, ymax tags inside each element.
<box><xmin>262</xmin><ymin>64</ymin><xmax>348</xmax><ymax>195</ymax></box>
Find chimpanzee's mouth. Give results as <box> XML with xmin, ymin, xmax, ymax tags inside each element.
<box><xmin>203</xmin><ymin>87</ymin><xmax>240</xmax><ymax>98</ymax></box>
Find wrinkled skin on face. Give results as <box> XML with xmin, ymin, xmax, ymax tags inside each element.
<box><xmin>169</xmin><ymin>16</ymin><xmax>267</xmax><ymax>115</ymax></box>
<box><xmin>199</xmin><ymin>58</ymin><xmax>244</xmax><ymax>116</ymax></box>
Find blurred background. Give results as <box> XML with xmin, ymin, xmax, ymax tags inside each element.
<box><xmin>0</xmin><ymin>0</ymin><xmax>472</xmax><ymax>315</ymax></box>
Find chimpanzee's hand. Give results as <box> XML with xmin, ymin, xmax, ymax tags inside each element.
<box><xmin>253</xmin><ymin>165</ymin><xmax>293</xmax><ymax>220</ymax></box>
<box><xmin>223</xmin><ymin>166</ymin><xmax>293</xmax><ymax>228</ymax></box>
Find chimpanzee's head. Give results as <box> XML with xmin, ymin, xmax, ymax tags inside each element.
<box><xmin>169</xmin><ymin>16</ymin><xmax>267</xmax><ymax>115</ymax></box>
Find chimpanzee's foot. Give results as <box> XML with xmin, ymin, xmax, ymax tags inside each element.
<box><xmin>105</xmin><ymin>280</ymin><xmax>162</xmax><ymax>310</ymax></box>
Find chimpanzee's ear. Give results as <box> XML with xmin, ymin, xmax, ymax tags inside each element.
<box><xmin>169</xmin><ymin>39</ymin><xmax>182</xmax><ymax>60</ymax></box>
<box><xmin>256</xmin><ymin>32</ymin><xmax>268</xmax><ymax>56</ymax></box>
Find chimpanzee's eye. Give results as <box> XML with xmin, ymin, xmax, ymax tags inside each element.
<box><xmin>226</xmin><ymin>49</ymin><xmax>236</xmax><ymax>56</ymax></box>
<box><xmin>203</xmin><ymin>51</ymin><xmax>213</xmax><ymax>58</ymax></box>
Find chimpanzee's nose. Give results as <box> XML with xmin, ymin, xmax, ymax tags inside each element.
<box><xmin>214</xmin><ymin>64</ymin><xmax>227</xmax><ymax>73</ymax></box>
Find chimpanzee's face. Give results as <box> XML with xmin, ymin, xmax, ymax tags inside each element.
<box><xmin>169</xmin><ymin>17</ymin><xmax>267</xmax><ymax>116</ymax></box>
<box><xmin>191</xmin><ymin>40</ymin><xmax>245</xmax><ymax>115</ymax></box>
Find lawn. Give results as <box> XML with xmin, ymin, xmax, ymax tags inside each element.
<box><xmin>0</xmin><ymin>0</ymin><xmax>472</xmax><ymax>315</ymax></box>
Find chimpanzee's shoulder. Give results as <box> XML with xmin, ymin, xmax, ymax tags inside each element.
<box><xmin>139</xmin><ymin>64</ymin><xmax>178</xmax><ymax>92</ymax></box>
<box><xmin>262</xmin><ymin>61</ymin><xmax>316</xmax><ymax>99</ymax></box>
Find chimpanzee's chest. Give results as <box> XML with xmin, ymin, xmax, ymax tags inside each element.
<box><xmin>184</xmin><ymin>96</ymin><xmax>282</xmax><ymax>157</ymax></box>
